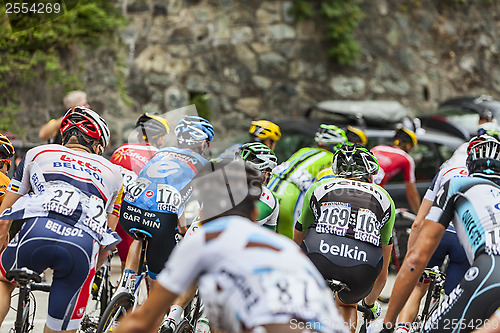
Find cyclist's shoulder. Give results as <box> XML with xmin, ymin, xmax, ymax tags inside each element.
<box><xmin>260</xmin><ymin>186</ymin><xmax>277</xmax><ymax>208</ymax></box>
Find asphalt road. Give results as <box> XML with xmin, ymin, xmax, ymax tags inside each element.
<box><xmin>2</xmin><ymin>256</ymin><xmax>399</xmax><ymax>333</ymax></box>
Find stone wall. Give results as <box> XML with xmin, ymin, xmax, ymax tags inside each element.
<box><xmin>21</xmin><ymin>0</ymin><xmax>500</xmax><ymax>151</ymax></box>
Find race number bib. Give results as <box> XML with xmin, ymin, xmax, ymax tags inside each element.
<box><xmin>82</xmin><ymin>196</ymin><xmax>108</xmax><ymax>236</ymax></box>
<box><xmin>261</xmin><ymin>272</ymin><xmax>314</xmax><ymax>317</ymax></box>
<box><xmin>124</xmin><ymin>177</ymin><xmax>151</xmax><ymax>202</ymax></box>
<box><xmin>42</xmin><ymin>184</ymin><xmax>81</xmax><ymax>216</ymax></box>
<box><xmin>156</xmin><ymin>184</ymin><xmax>182</xmax><ymax>213</ymax></box>
<box><xmin>354</xmin><ymin>208</ymin><xmax>380</xmax><ymax>246</ymax></box>
<box><xmin>316</xmin><ymin>202</ymin><xmax>351</xmax><ymax>236</ymax></box>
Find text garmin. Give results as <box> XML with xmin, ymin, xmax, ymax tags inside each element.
<box><xmin>319</xmin><ymin>239</ymin><xmax>368</xmax><ymax>262</ymax></box>
<box><xmin>122</xmin><ymin>210</ymin><xmax>161</xmax><ymax>229</ymax></box>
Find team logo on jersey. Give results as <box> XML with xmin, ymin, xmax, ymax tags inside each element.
<box><xmin>494</xmin><ymin>203</ymin><xmax>500</xmax><ymax>211</ymax></box>
<box><xmin>464</xmin><ymin>267</ymin><xmax>479</xmax><ymax>281</ymax></box>
<box><xmin>61</xmin><ymin>155</ymin><xmax>101</xmax><ymax>173</ymax></box>
<box><xmin>145</xmin><ymin>190</ymin><xmax>154</xmax><ymax>198</ymax></box>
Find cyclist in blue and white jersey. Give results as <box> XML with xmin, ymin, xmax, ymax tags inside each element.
<box><xmin>114</xmin><ymin>159</ymin><xmax>348</xmax><ymax>333</ymax></box>
<box><xmin>117</xmin><ymin>115</ymin><xmax>214</xmax><ymax>293</ymax></box>
<box><xmin>0</xmin><ymin>107</ymin><xmax>123</xmax><ymax>332</ymax></box>
<box><xmin>375</xmin><ymin>135</ymin><xmax>500</xmax><ymax>333</ymax></box>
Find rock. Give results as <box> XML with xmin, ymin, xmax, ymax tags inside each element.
<box><xmin>234</xmin><ymin>97</ymin><xmax>262</xmax><ymax>118</ymax></box>
<box><xmin>256</xmin><ymin>2</ymin><xmax>280</xmax><ymax>24</ymax></box>
<box><xmin>231</xmin><ymin>27</ymin><xmax>254</xmax><ymax>45</ymax></box>
<box><xmin>259</xmin><ymin>52</ymin><xmax>287</xmax><ymax>78</ymax></box>
<box><xmin>329</xmin><ymin>76</ymin><xmax>366</xmax><ymax>98</ymax></box>
<box><xmin>186</xmin><ymin>75</ymin><xmax>212</xmax><ymax>92</ymax></box>
<box><xmin>235</xmin><ymin>44</ymin><xmax>258</xmax><ymax>73</ymax></box>
<box><xmin>252</xmin><ymin>75</ymin><xmax>272</xmax><ymax>89</ymax></box>
<box><xmin>135</xmin><ymin>45</ymin><xmax>168</xmax><ymax>73</ymax></box>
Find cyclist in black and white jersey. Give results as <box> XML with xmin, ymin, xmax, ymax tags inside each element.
<box><xmin>374</xmin><ymin>135</ymin><xmax>500</xmax><ymax>333</ymax></box>
<box><xmin>294</xmin><ymin>143</ymin><xmax>395</xmax><ymax>333</ymax></box>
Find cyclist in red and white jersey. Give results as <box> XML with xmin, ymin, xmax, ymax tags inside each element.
<box><xmin>372</xmin><ymin>125</ymin><xmax>420</xmax><ymax>213</ymax></box>
<box><xmin>109</xmin><ymin>113</ymin><xmax>169</xmax><ymax>269</ymax></box>
<box><xmin>0</xmin><ymin>107</ymin><xmax>123</xmax><ymax>332</ymax></box>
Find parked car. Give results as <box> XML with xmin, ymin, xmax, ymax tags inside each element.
<box><xmin>421</xmin><ymin>95</ymin><xmax>500</xmax><ymax>140</ymax></box>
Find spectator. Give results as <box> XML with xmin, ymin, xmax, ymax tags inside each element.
<box><xmin>38</xmin><ymin>90</ymin><xmax>89</xmax><ymax>143</ymax></box>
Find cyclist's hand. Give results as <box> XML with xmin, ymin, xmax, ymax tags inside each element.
<box><xmin>367</xmin><ymin>319</ymin><xmax>394</xmax><ymax>333</ymax></box>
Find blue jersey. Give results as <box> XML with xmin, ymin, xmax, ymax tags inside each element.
<box><xmin>123</xmin><ymin>147</ymin><xmax>207</xmax><ymax>215</ymax></box>
<box><xmin>428</xmin><ymin>176</ymin><xmax>500</xmax><ymax>264</ymax></box>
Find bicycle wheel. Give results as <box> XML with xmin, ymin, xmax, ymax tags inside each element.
<box><xmin>96</xmin><ymin>292</ymin><xmax>134</xmax><ymax>333</ymax></box>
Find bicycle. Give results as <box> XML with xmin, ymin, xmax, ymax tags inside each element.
<box><xmin>96</xmin><ymin>229</ymin><xmax>151</xmax><ymax>333</ymax></box>
<box><xmin>6</xmin><ymin>267</ymin><xmax>51</xmax><ymax>333</ymax></box>
<box><xmin>79</xmin><ymin>250</ymin><xmax>118</xmax><ymax>333</ymax></box>
<box><xmin>326</xmin><ymin>279</ymin><xmax>374</xmax><ymax>333</ymax></box>
<box><xmin>412</xmin><ymin>266</ymin><xmax>446</xmax><ymax>333</ymax></box>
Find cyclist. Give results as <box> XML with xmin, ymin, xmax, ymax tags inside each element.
<box><xmin>116</xmin><ymin>115</ymin><xmax>214</xmax><ymax>294</ymax></box>
<box><xmin>294</xmin><ymin>143</ymin><xmax>395</xmax><ymax>333</ymax></box>
<box><xmin>0</xmin><ymin>134</ymin><xmax>15</xmax><ymax>205</ymax></box>
<box><xmin>239</xmin><ymin>142</ymin><xmax>279</xmax><ymax>230</ymax></box>
<box><xmin>217</xmin><ymin>119</ymin><xmax>282</xmax><ymax>160</ymax></box>
<box><xmin>109</xmin><ymin>113</ymin><xmax>169</xmax><ymax>269</ymax></box>
<box><xmin>268</xmin><ymin>124</ymin><xmax>347</xmax><ymax>238</ymax></box>
<box><xmin>0</xmin><ymin>106</ymin><xmax>122</xmax><ymax>332</ymax></box>
<box><xmin>375</xmin><ymin>135</ymin><xmax>500</xmax><ymax>333</ymax></box>
<box><xmin>114</xmin><ymin>159</ymin><xmax>348</xmax><ymax>333</ymax></box>
<box><xmin>371</xmin><ymin>124</ymin><xmax>420</xmax><ymax>213</ymax></box>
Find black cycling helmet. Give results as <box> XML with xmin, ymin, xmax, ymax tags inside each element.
<box><xmin>393</xmin><ymin>125</ymin><xmax>417</xmax><ymax>147</ymax></box>
<box><xmin>136</xmin><ymin>113</ymin><xmax>169</xmax><ymax>142</ymax></box>
<box><xmin>466</xmin><ymin>135</ymin><xmax>500</xmax><ymax>180</ymax></box>
<box><xmin>346</xmin><ymin>126</ymin><xmax>368</xmax><ymax>146</ymax></box>
<box><xmin>332</xmin><ymin>143</ymin><xmax>379</xmax><ymax>181</ymax></box>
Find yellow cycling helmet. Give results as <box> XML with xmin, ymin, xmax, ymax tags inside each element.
<box><xmin>136</xmin><ymin>113</ymin><xmax>170</xmax><ymax>141</ymax></box>
<box><xmin>394</xmin><ymin>125</ymin><xmax>417</xmax><ymax>147</ymax></box>
<box><xmin>346</xmin><ymin>126</ymin><xmax>368</xmax><ymax>146</ymax></box>
<box><xmin>249</xmin><ymin>120</ymin><xmax>281</xmax><ymax>142</ymax></box>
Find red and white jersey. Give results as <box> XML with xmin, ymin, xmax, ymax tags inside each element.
<box><xmin>4</xmin><ymin>144</ymin><xmax>123</xmax><ymax>246</ymax></box>
<box><xmin>109</xmin><ymin>142</ymin><xmax>158</xmax><ymax>176</ymax></box>
<box><xmin>371</xmin><ymin>145</ymin><xmax>416</xmax><ymax>186</ymax></box>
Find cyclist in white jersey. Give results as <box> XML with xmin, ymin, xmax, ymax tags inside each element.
<box><xmin>0</xmin><ymin>107</ymin><xmax>122</xmax><ymax>332</ymax></box>
<box><xmin>372</xmin><ymin>135</ymin><xmax>500</xmax><ymax>333</ymax></box>
<box><xmin>114</xmin><ymin>159</ymin><xmax>347</xmax><ymax>333</ymax></box>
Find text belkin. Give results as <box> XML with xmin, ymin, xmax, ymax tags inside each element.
<box><xmin>319</xmin><ymin>239</ymin><xmax>367</xmax><ymax>262</ymax></box>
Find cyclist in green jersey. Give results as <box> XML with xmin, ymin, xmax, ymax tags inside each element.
<box><xmin>294</xmin><ymin>143</ymin><xmax>395</xmax><ymax>333</ymax></box>
<box><xmin>239</xmin><ymin>142</ymin><xmax>278</xmax><ymax>230</ymax></box>
<box><xmin>267</xmin><ymin>124</ymin><xmax>347</xmax><ymax>238</ymax></box>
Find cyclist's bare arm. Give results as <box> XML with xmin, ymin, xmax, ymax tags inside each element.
<box><xmin>383</xmin><ymin>220</ymin><xmax>445</xmax><ymax>326</ymax></box>
<box><xmin>364</xmin><ymin>243</ymin><xmax>392</xmax><ymax>306</ymax></box>
<box><xmin>38</xmin><ymin>117</ymin><xmax>63</xmax><ymax>141</ymax></box>
<box><xmin>405</xmin><ymin>181</ymin><xmax>421</xmax><ymax>214</ymax></box>
<box><xmin>114</xmin><ymin>281</ymin><xmax>178</xmax><ymax>333</ymax></box>
<box><xmin>407</xmin><ymin>198</ymin><xmax>433</xmax><ymax>250</ymax></box>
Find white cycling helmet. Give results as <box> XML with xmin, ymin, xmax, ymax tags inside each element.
<box><xmin>239</xmin><ymin>142</ymin><xmax>277</xmax><ymax>173</ymax></box>
<box><xmin>60</xmin><ymin>106</ymin><xmax>110</xmax><ymax>148</ymax></box>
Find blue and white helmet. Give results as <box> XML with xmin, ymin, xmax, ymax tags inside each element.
<box><xmin>175</xmin><ymin>116</ymin><xmax>215</xmax><ymax>147</ymax></box>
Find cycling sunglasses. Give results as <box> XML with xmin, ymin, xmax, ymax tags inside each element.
<box><xmin>0</xmin><ymin>158</ymin><xmax>11</xmax><ymax>171</ymax></box>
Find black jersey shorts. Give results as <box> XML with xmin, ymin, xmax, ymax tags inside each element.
<box><xmin>301</xmin><ymin>230</ymin><xmax>384</xmax><ymax>304</ymax></box>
